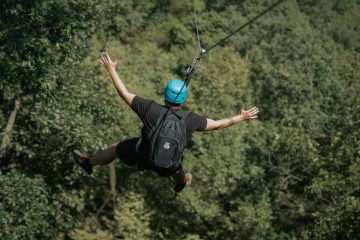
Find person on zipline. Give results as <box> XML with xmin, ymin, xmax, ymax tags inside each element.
<box><xmin>73</xmin><ymin>52</ymin><xmax>259</xmax><ymax>193</ymax></box>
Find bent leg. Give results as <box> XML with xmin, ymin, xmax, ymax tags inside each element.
<box><xmin>89</xmin><ymin>142</ymin><xmax>119</xmax><ymax>166</ymax></box>
<box><xmin>172</xmin><ymin>169</ymin><xmax>192</xmax><ymax>193</ymax></box>
<box><xmin>172</xmin><ymin>169</ymin><xmax>186</xmax><ymax>184</ymax></box>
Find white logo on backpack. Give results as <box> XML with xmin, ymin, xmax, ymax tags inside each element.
<box><xmin>164</xmin><ymin>142</ymin><xmax>170</xmax><ymax>149</ymax></box>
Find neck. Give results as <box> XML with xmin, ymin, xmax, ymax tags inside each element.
<box><xmin>165</xmin><ymin>102</ymin><xmax>181</xmax><ymax>109</ymax></box>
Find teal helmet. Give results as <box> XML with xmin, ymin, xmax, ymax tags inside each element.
<box><xmin>164</xmin><ymin>79</ymin><xmax>187</xmax><ymax>104</ymax></box>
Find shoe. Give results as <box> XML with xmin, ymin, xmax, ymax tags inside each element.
<box><xmin>72</xmin><ymin>150</ymin><xmax>93</xmax><ymax>175</ymax></box>
<box><xmin>173</xmin><ymin>173</ymin><xmax>192</xmax><ymax>193</ymax></box>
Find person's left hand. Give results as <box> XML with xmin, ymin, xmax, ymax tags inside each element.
<box><xmin>239</xmin><ymin>106</ymin><xmax>259</xmax><ymax>121</ymax></box>
<box><xmin>99</xmin><ymin>52</ymin><xmax>117</xmax><ymax>72</ymax></box>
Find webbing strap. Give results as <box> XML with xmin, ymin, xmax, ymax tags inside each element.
<box><xmin>183</xmin><ymin>57</ymin><xmax>201</xmax><ymax>85</ymax></box>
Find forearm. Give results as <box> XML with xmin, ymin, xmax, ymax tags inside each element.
<box><xmin>205</xmin><ymin>106</ymin><xmax>259</xmax><ymax>131</ymax></box>
<box><xmin>100</xmin><ymin>52</ymin><xmax>135</xmax><ymax>105</ymax></box>
<box><xmin>107</xmin><ymin>69</ymin><xmax>129</xmax><ymax>99</ymax></box>
<box><xmin>205</xmin><ymin>114</ymin><xmax>243</xmax><ymax>131</ymax></box>
<box><xmin>216</xmin><ymin>115</ymin><xmax>243</xmax><ymax>129</ymax></box>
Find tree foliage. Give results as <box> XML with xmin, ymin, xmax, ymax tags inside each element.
<box><xmin>1</xmin><ymin>0</ymin><xmax>359</xmax><ymax>239</ymax></box>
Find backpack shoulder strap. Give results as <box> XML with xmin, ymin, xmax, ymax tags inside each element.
<box><xmin>146</xmin><ymin>108</ymin><xmax>171</xmax><ymax>141</ymax></box>
<box><xmin>155</xmin><ymin>108</ymin><xmax>169</xmax><ymax>127</ymax></box>
<box><xmin>173</xmin><ymin>110</ymin><xmax>189</xmax><ymax>122</ymax></box>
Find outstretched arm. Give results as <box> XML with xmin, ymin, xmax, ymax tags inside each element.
<box><xmin>205</xmin><ymin>106</ymin><xmax>259</xmax><ymax>131</ymax></box>
<box><xmin>99</xmin><ymin>52</ymin><xmax>135</xmax><ymax>106</ymax></box>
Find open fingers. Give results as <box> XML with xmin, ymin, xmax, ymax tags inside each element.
<box><xmin>104</xmin><ymin>52</ymin><xmax>110</xmax><ymax>61</ymax></box>
<box><xmin>101</xmin><ymin>53</ymin><xmax>107</xmax><ymax>64</ymax></box>
<box><xmin>105</xmin><ymin>52</ymin><xmax>114</xmax><ymax>63</ymax></box>
<box><xmin>101</xmin><ymin>52</ymin><xmax>116</xmax><ymax>65</ymax></box>
<box><xmin>250</xmin><ymin>113</ymin><xmax>258</xmax><ymax>118</ymax></box>
<box><xmin>249</xmin><ymin>106</ymin><xmax>258</xmax><ymax>111</ymax></box>
<box><xmin>244</xmin><ymin>107</ymin><xmax>259</xmax><ymax>119</ymax></box>
<box><xmin>250</xmin><ymin>111</ymin><xmax>259</xmax><ymax>117</ymax></box>
<box><xmin>244</xmin><ymin>107</ymin><xmax>258</xmax><ymax>114</ymax></box>
<box><xmin>249</xmin><ymin>107</ymin><xmax>259</xmax><ymax>115</ymax></box>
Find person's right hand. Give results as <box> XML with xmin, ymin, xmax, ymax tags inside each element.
<box><xmin>99</xmin><ymin>52</ymin><xmax>117</xmax><ymax>72</ymax></box>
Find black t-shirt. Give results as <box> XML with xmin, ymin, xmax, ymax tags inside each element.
<box><xmin>131</xmin><ymin>96</ymin><xmax>207</xmax><ymax>144</ymax></box>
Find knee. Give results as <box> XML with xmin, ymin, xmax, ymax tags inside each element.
<box><xmin>109</xmin><ymin>142</ymin><xmax>120</xmax><ymax>157</ymax></box>
<box><xmin>110</xmin><ymin>142</ymin><xmax>120</xmax><ymax>148</ymax></box>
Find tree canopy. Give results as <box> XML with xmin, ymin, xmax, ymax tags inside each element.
<box><xmin>1</xmin><ymin>0</ymin><xmax>359</xmax><ymax>239</ymax></box>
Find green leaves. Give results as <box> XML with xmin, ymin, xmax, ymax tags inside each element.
<box><xmin>1</xmin><ymin>0</ymin><xmax>359</xmax><ymax>239</ymax></box>
<box><xmin>0</xmin><ymin>0</ymin><xmax>97</xmax><ymax>100</ymax></box>
<box><xmin>0</xmin><ymin>170</ymin><xmax>77</xmax><ymax>240</ymax></box>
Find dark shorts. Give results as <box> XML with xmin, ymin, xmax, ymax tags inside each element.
<box><xmin>116</xmin><ymin>138</ymin><xmax>146</xmax><ymax>167</ymax></box>
<box><xmin>116</xmin><ymin>137</ymin><xmax>183</xmax><ymax>177</ymax></box>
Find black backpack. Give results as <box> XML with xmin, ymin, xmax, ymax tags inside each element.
<box><xmin>147</xmin><ymin>109</ymin><xmax>189</xmax><ymax>172</ymax></box>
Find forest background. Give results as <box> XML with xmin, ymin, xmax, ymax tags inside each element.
<box><xmin>1</xmin><ymin>0</ymin><xmax>359</xmax><ymax>239</ymax></box>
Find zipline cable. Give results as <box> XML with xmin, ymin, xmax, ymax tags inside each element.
<box><xmin>183</xmin><ymin>0</ymin><xmax>286</xmax><ymax>86</ymax></box>
<box><xmin>193</xmin><ymin>0</ymin><xmax>203</xmax><ymax>54</ymax></box>
<box><xmin>204</xmin><ymin>0</ymin><xmax>286</xmax><ymax>54</ymax></box>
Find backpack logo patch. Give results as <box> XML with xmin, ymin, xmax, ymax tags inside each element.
<box><xmin>164</xmin><ymin>142</ymin><xmax>170</xmax><ymax>149</ymax></box>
